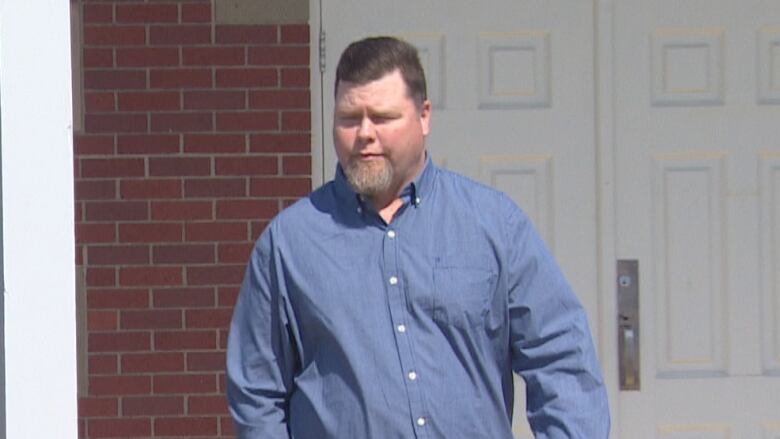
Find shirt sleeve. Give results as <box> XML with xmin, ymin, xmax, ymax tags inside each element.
<box><xmin>504</xmin><ymin>201</ymin><xmax>610</xmax><ymax>438</ymax></box>
<box><xmin>226</xmin><ymin>227</ymin><xmax>298</xmax><ymax>439</ymax></box>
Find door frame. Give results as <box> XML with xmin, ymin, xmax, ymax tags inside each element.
<box><xmin>309</xmin><ymin>0</ymin><xmax>623</xmax><ymax>436</ymax></box>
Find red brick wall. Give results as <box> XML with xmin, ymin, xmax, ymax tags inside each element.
<box><xmin>74</xmin><ymin>2</ymin><xmax>311</xmax><ymax>437</ymax></box>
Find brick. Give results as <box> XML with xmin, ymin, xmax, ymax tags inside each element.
<box><xmin>84</xmin><ymin>70</ymin><xmax>146</xmax><ymax>90</ymax></box>
<box><xmin>116</xmin><ymin>4</ymin><xmax>178</xmax><ymax>23</ymax></box>
<box><xmin>84</xmin><ymin>48</ymin><xmax>114</xmax><ymax>68</ymax></box>
<box><xmin>83</xmin><ymin>4</ymin><xmax>113</xmax><ymax>23</ymax></box>
<box><xmin>119</xmin><ymin>266</ymin><xmax>183</xmax><ymax>286</ymax></box>
<box><xmin>184</xmin><ymin>178</ymin><xmax>246</xmax><ymax>198</ymax></box>
<box><xmin>119</xmin><ymin>223</ymin><xmax>183</xmax><ymax>243</ymax></box>
<box><xmin>153</xmin><ymin>374</ymin><xmax>217</xmax><ymax>394</ymax></box>
<box><xmin>250</xmin><ymin>133</ymin><xmax>309</xmax><ymax>153</ymax></box>
<box><xmin>81</xmin><ymin>158</ymin><xmax>145</xmax><ymax>178</ymax></box>
<box><xmin>221</xmin><ymin>416</ymin><xmax>236</xmax><ymax>436</ymax></box>
<box><xmin>89</xmin><ymin>332</ymin><xmax>150</xmax><ymax>353</ymax></box>
<box><xmin>117</xmin><ymin>133</ymin><xmax>181</xmax><ymax>154</ymax></box>
<box><xmin>153</xmin><ymin>244</ymin><xmax>215</xmax><ymax>264</ymax></box>
<box><xmin>122</xmin><ymin>396</ymin><xmax>184</xmax><ymax>416</ymax></box>
<box><xmin>150</xmin><ymin>68</ymin><xmax>212</xmax><ymax>89</ymax></box>
<box><xmin>76</xmin><ymin>224</ymin><xmax>116</xmax><ymax>244</ymax></box>
<box><xmin>282</xmin><ymin>110</ymin><xmax>311</xmax><ymax>131</ymax></box>
<box><xmin>283</xmin><ymin>155</ymin><xmax>311</xmax><ymax>175</ymax></box>
<box><xmin>251</xmin><ymin>222</ymin><xmax>272</xmax><ymax>241</ymax></box>
<box><xmin>217</xmin><ymin>242</ymin><xmax>254</xmax><ymax>263</ymax></box>
<box><xmin>155</xmin><ymin>331</ymin><xmax>217</xmax><ymax>350</ymax></box>
<box><xmin>84</xmin><ymin>113</ymin><xmax>148</xmax><ymax>133</ymax></box>
<box><xmin>183</xmin><ymin>47</ymin><xmax>245</xmax><ymax>66</ymax></box>
<box><xmin>185</xmin><ymin>222</ymin><xmax>247</xmax><ymax>242</ymax></box>
<box><xmin>281</xmin><ymin>24</ymin><xmax>309</xmax><ymax>44</ymax></box>
<box><xmin>185</xmin><ymin>308</ymin><xmax>233</xmax><ymax>328</ymax></box>
<box><xmin>219</xmin><ymin>329</ymin><xmax>229</xmax><ymax>350</ymax></box>
<box><xmin>89</xmin><ymin>354</ymin><xmax>118</xmax><ymax>375</ymax></box>
<box><xmin>121</xmin><ymin>178</ymin><xmax>182</xmax><ymax>199</ymax></box>
<box><xmin>184</xmin><ymin>90</ymin><xmax>245</xmax><ymax>110</ymax></box>
<box><xmin>187</xmin><ymin>265</ymin><xmax>245</xmax><ymax>286</ymax></box>
<box><xmin>151</xmin><ymin>112</ymin><xmax>213</xmax><ymax>132</ymax></box>
<box><xmin>87</xmin><ymin>288</ymin><xmax>149</xmax><ymax>309</ymax></box>
<box><xmin>181</xmin><ymin>3</ymin><xmax>211</xmax><ymax>23</ymax></box>
<box><xmin>187</xmin><ymin>352</ymin><xmax>226</xmax><ymax>372</ymax></box>
<box><xmin>155</xmin><ymin>417</ymin><xmax>218</xmax><ymax>437</ymax></box>
<box><xmin>116</xmin><ymin>47</ymin><xmax>179</xmax><ymax>67</ymax></box>
<box><xmin>151</xmin><ymin>201</ymin><xmax>213</xmax><ymax>220</ymax></box>
<box><xmin>216</xmin><ymin>111</ymin><xmax>277</xmax><ymax>132</ymax></box>
<box><xmin>250</xmin><ymin>221</ymin><xmax>270</xmax><ymax>240</ymax></box>
<box><xmin>88</xmin><ymin>418</ymin><xmax>151</xmax><ymax>438</ymax></box>
<box><xmin>184</xmin><ymin>134</ymin><xmax>245</xmax><ymax>153</ymax></box>
<box><xmin>217</xmin><ymin>286</ymin><xmax>239</xmax><ymax>308</ymax></box>
<box><xmin>216</xmin><ymin>199</ymin><xmax>277</xmax><ymax>220</ymax></box>
<box><xmin>248</xmin><ymin>46</ymin><xmax>308</xmax><ymax>65</ymax></box>
<box><xmin>74</xmin><ymin>134</ymin><xmax>115</xmax><ymax>155</ymax></box>
<box><xmin>149</xmin><ymin>156</ymin><xmax>211</xmax><ymax>176</ymax></box>
<box><xmin>85</xmin><ymin>201</ymin><xmax>148</xmax><ymax>221</ymax></box>
<box><xmin>281</xmin><ymin>67</ymin><xmax>309</xmax><ymax>87</ymax></box>
<box><xmin>84</xmin><ymin>92</ymin><xmax>116</xmax><ymax>112</ymax></box>
<box><xmin>122</xmin><ymin>353</ymin><xmax>184</xmax><ymax>374</ymax></box>
<box><xmin>84</xmin><ymin>25</ymin><xmax>145</xmax><ymax>46</ymax></box>
<box><xmin>120</xmin><ymin>310</ymin><xmax>182</xmax><ymax>330</ymax></box>
<box><xmin>249</xmin><ymin>89</ymin><xmax>309</xmax><ymax>109</ymax></box>
<box><xmin>150</xmin><ymin>25</ymin><xmax>211</xmax><ymax>45</ymax></box>
<box><xmin>215</xmin><ymin>25</ymin><xmax>276</xmax><ymax>44</ymax></box>
<box><xmin>79</xmin><ymin>397</ymin><xmax>118</xmax><ymax>417</ymax></box>
<box><xmin>215</xmin><ymin>68</ymin><xmax>277</xmax><ymax>88</ymax></box>
<box><xmin>75</xmin><ymin>180</ymin><xmax>117</xmax><ymax>200</ymax></box>
<box><xmin>87</xmin><ymin>267</ymin><xmax>116</xmax><ymax>287</ymax></box>
<box><xmin>188</xmin><ymin>395</ymin><xmax>228</xmax><ymax>415</ymax></box>
<box><xmin>250</xmin><ymin>177</ymin><xmax>311</xmax><ymax>197</ymax></box>
<box><xmin>88</xmin><ymin>245</ymin><xmax>150</xmax><ymax>265</ymax></box>
<box><xmin>88</xmin><ymin>310</ymin><xmax>118</xmax><ymax>331</ymax></box>
<box><xmin>153</xmin><ymin>287</ymin><xmax>214</xmax><ymax>308</ymax></box>
<box><xmin>215</xmin><ymin>156</ymin><xmax>277</xmax><ymax>176</ymax></box>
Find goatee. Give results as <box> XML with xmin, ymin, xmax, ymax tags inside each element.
<box><xmin>343</xmin><ymin>157</ymin><xmax>394</xmax><ymax>198</ymax></box>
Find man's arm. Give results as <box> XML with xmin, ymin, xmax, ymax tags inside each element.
<box><xmin>504</xmin><ymin>202</ymin><xmax>610</xmax><ymax>438</ymax></box>
<box><xmin>226</xmin><ymin>229</ymin><xmax>297</xmax><ymax>439</ymax></box>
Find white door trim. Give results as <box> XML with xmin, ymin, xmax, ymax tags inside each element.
<box><xmin>595</xmin><ymin>0</ymin><xmax>620</xmax><ymax>436</ymax></box>
<box><xmin>1</xmin><ymin>0</ymin><xmax>78</xmax><ymax>437</ymax></box>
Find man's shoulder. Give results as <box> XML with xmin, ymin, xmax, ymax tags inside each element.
<box><xmin>434</xmin><ymin>166</ymin><xmax>517</xmax><ymax>212</ymax></box>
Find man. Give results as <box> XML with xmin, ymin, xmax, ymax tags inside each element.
<box><xmin>227</xmin><ymin>36</ymin><xmax>609</xmax><ymax>438</ymax></box>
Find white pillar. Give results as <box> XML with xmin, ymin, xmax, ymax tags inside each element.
<box><xmin>0</xmin><ymin>0</ymin><xmax>78</xmax><ymax>437</ymax></box>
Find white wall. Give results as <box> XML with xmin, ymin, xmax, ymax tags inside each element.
<box><xmin>0</xmin><ymin>0</ymin><xmax>78</xmax><ymax>437</ymax></box>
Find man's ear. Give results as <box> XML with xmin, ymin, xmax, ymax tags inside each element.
<box><xmin>419</xmin><ymin>100</ymin><xmax>432</xmax><ymax>136</ymax></box>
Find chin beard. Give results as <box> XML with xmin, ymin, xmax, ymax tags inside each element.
<box><xmin>343</xmin><ymin>158</ymin><xmax>394</xmax><ymax>198</ymax></box>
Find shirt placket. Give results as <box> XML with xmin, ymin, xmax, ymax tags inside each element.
<box><xmin>381</xmin><ymin>212</ymin><xmax>431</xmax><ymax>438</ymax></box>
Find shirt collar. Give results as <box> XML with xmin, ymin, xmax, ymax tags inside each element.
<box><xmin>333</xmin><ymin>153</ymin><xmax>436</xmax><ymax>210</ymax></box>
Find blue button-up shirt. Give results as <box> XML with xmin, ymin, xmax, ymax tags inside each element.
<box><xmin>226</xmin><ymin>157</ymin><xmax>609</xmax><ymax>438</ymax></box>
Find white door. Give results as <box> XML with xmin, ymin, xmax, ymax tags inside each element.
<box><xmin>320</xmin><ymin>1</ymin><xmax>601</xmax><ymax>437</ymax></box>
<box><xmin>614</xmin><ymin>0</ymin><xmax>780</xmax><ymax>437</ymax></box>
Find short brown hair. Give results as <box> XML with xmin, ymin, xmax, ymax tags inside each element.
<box><xmin>335</xmin><ymin>36</ymin><xmax>427</xmax><ymax>105</ymax></box>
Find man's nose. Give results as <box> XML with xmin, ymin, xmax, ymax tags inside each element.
<box><xmin>356</xmin><ymin>117</ymin><xmax>375</xmax><ymax>140</ymax></box>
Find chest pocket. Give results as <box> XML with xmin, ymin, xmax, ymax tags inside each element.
<box><xmin>433</xmin><ymin>266</ymin><xmax>497</xmax><ymax>330</ymax></box>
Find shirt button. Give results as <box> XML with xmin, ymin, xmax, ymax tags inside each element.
<box><xmin>389</xmin><ymin>276</ymin><xmax>398</xmax><ymax>285</ymax></box>
<box><xmin>414</xmin><ymin>197</ymin><xmax>421</xmax><ymax>205</ymax></box>
<box><xmin>408</xmin><ymin>371</ymin><xmax>417</xmax><ymax>381</ymax></box>
<box><xmin>356</xmin><ymin>207</ymin><xmax>362</xmax><ymax>213</ymax></box>
<box><xmin>397</xmin><ymin>324</ymin><xmax>406</xmax><ymax>333</ymax></box>
<box><xmin>387</xmin><ymin>230</ymin><xmax>396</xmax><ymax>238</ymax></box>
<box><xmin>417</xmin><ymin>417</ymin><xmax>426</xmax><ymax>427</ymax></box>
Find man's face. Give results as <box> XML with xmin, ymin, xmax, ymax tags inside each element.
<box><xmin>333</xmin><ymin>69</ymin><xmax>431</xmax><ymax>200</ymax></box>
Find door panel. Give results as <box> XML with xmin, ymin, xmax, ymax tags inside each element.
<box><xmin>321</xmin><ymin>1</ymin><xmax>599</xmax><ymax>437</ymax></box>
<box><xmin>614</xmin><ymin>0</ymin><xmax>780</xmax><ymax>437</ymax></box>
